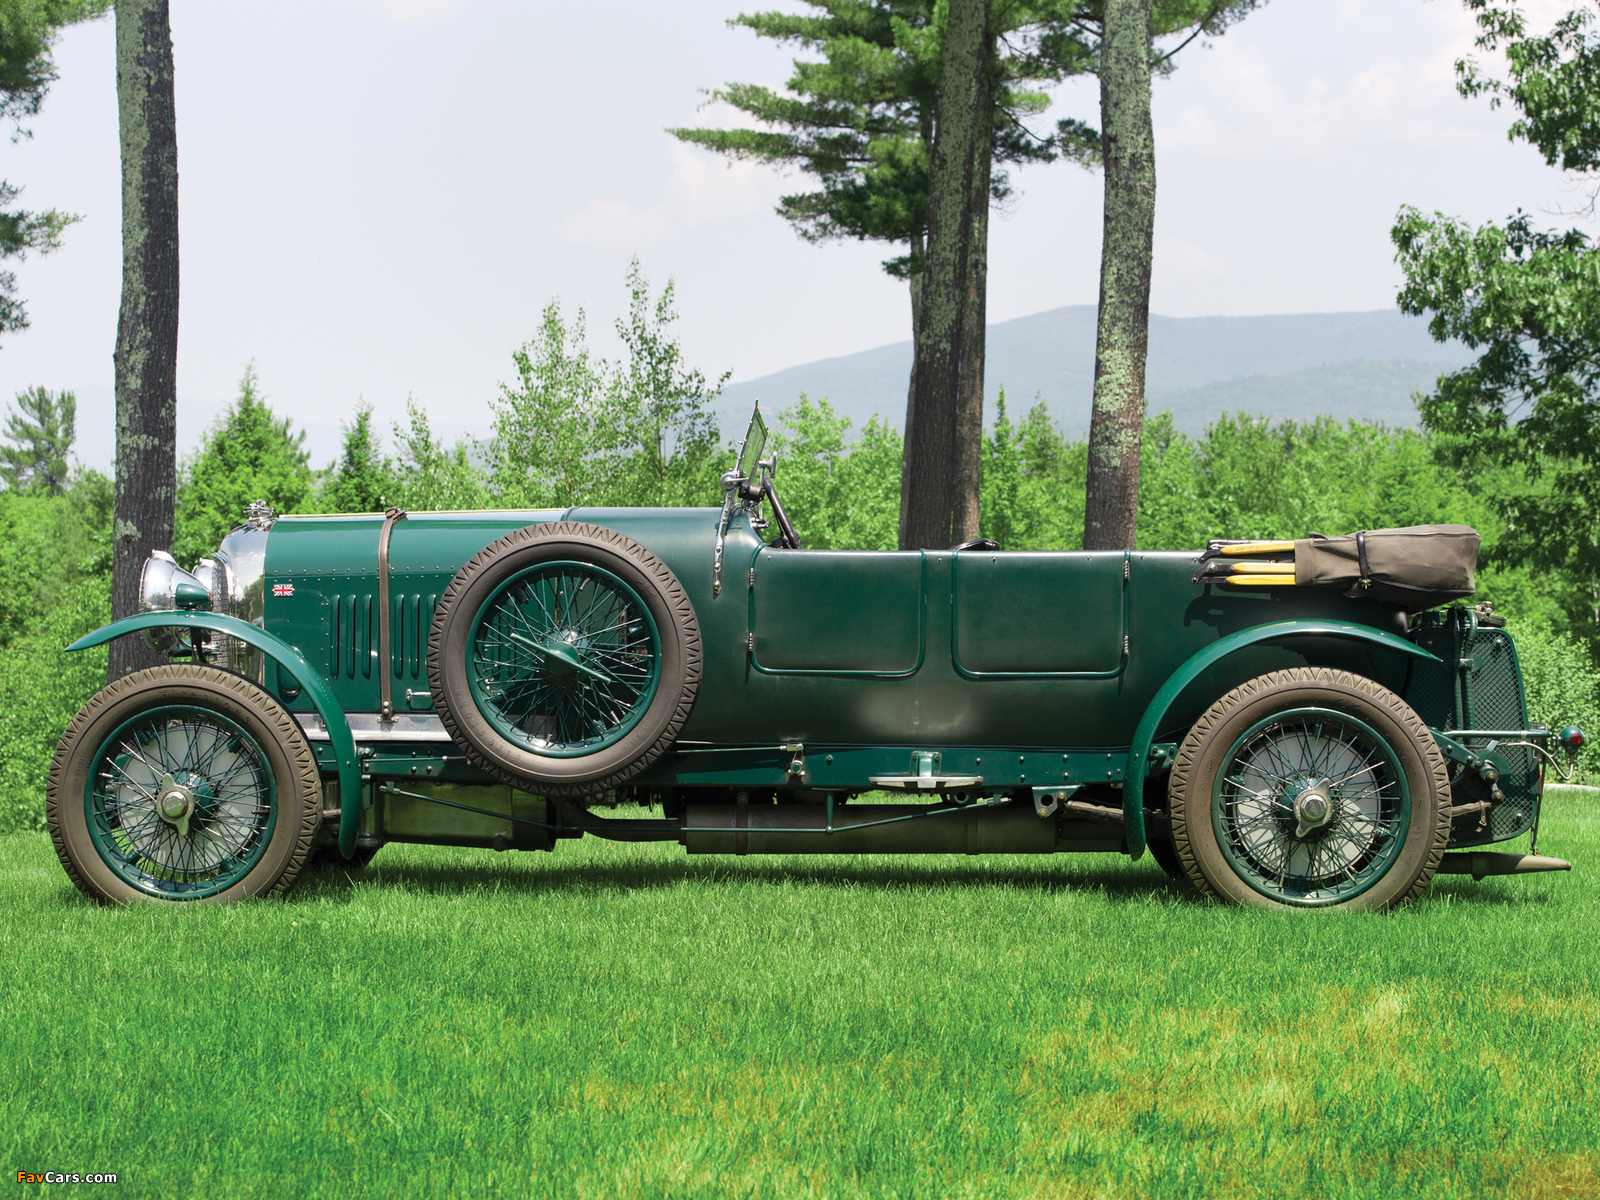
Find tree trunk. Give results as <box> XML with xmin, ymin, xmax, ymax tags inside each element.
<box><xmin>110</xmin><ymin>0</ymin><xmax>179</xmax><ymax>681</ymax></box>
<box><xmin>899</xmin><ymin>0</ymin><xmax>990</xmax><ymax>551</ymax></box>
<box><xmin>1083</xmin><ymin>0</ymin><xmax>1155</xmax><ymax>552</ymax></box>
<box><xmin>899</xmin><ymin>236</ymin><xmax>923</xmax><ymax>540</ymax></box>
<box><xmin>952</xmin><ymin>103</ymin><xmax>992</xmax><ymax>545</ymax></box>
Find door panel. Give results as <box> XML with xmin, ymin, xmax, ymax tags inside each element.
<box><xmin>750</xmin><ymin>549</ymin><xmax>924</xmax><ymax>675</ymax></box>
<box><xmin>953</xmin><ymin>551</ymin><xmax>1127</xmax><ymax>676</ymax></box>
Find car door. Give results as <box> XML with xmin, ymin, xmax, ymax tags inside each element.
<box><xmin>748</xmin><ymin>547</ymin><xmax>925</xmax><ymax>675</ymax></box>
<box><xmin>951</xmin><ymin>550</ymin><xmax>1128</xmax><ymax>677</ymax></box>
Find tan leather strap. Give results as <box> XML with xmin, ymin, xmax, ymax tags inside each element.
<box><xmin>377</xmin><ymin>506</ymin><xmax>408</xmax><ymax>720</ymax></box>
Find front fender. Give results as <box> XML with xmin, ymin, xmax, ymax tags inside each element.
<box><xmin>1121</xmin><ymin>620</ymin><xmax>1442</xmax><ymax>859</ymax></box>
<box><xmin>66</xmin><ymin>612</ymin><xmax>364</xmax><ymax>859</ymax></box>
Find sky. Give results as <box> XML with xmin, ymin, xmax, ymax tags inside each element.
<box><xmin>0</xmin><ymin>0</ymin><xmax>1583</xmax><ymax>469</ymax></box>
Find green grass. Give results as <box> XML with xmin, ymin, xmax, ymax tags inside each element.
<box><xmin>4</xmin><ymin>792</ymin><xmax>1600</xmax><ymax>1200</ymax></box>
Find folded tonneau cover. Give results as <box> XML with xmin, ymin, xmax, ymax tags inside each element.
<box><xmin>1294</xmin><ymin>525</ymin><xmax>1479</xmax><ymax>608</ymax></box>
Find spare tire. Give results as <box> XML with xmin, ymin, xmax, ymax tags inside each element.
<box><xmin>428</xmin><ymin>521</ymin><xmax>701</xmax><ymax>796</ymax></box>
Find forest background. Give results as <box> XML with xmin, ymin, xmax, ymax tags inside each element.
<box><xmin>0</xmin><ymin>255</ymin><xmax>1596</xmax><ymax>833</ymax></box>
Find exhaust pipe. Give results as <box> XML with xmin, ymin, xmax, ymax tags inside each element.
<box><xmin>682</xmin><ymin>801</ymin><xmax>1111</xmax><ymax>856</ymax></box>
<box><xmin>1436</xmin><ymin>852</ymin><xmax>1571</xmax><ymax>882</ymax></box>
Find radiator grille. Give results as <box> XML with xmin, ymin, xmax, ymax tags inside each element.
<box><xmin>1408</xmin><ymin>615</ymin><xmax>1538</xmax><ymax>847</ymax></box>
<box><xmin>1463</xmin><ymin>627</ymin><xmax>1538</xmax><ymax>845</ymax></box>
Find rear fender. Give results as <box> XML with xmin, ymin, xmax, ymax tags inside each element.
<box><xmin>66</xmin><ymin>612</ymin><xmax>364</xmax><ymax>858</ymax></box>
<box><xmin>1122</xmin><ymin>620</ymin><xmax>1442</xmax><ymax>859</ymax></box>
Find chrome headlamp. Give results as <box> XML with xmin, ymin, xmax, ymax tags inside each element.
<box><xmin>139</xmin><ymin>550</ymin><xmax>211</xmax><ymax>615</ymax></box>
<box><xmin>139</xmin><ymin>550</ymin><xmax>212</xmax><ymax>654</ymax></box>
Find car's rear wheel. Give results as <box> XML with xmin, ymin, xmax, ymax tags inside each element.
<box><xmin>1169</xmin><ymin>667</ymin><xmax>1449</xmax><ymax>911</ymax></box>
<box><xmin>428</xmin><ymin>522</ymin><xmax>701</xmax><ymax>796</ymax></box>
<box><xmin>47</xmin><ymin>665</ymin><xmax>322</xmax><ymax>904</ymax></box>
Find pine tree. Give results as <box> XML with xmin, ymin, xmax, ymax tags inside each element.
<box><xmin>0</xmin><ymin>0</ymin><xmax>112</xmax><ymax>338</ymax></box>
<box><xmin>1083</xmin><ymin>0</ymin><xmax>1156</xmax><ymax>551</ymax></box>
<box><xmin>0</xmin><ymin>386</ymin><xmax>75</xmax><ymax>494</ymax></box>
<box><xmin>677</xmin><ymin>0</ymin><xmax>1260</xmax><ymax>548</ymax></box>
<box><xmin>901</xmin><ymin>0</ymin><xmax>990</xmax><ymax>548</ymax></box>
<box><xmin>109</xmin><ymin>0</ymin><xmax>178</xmax><ymax>679</ymax></box>
<box><xmin>320</xmin><ymin>402</ymin><xmax>393</xmax><ymax>513</ymax></box>
<box><xmin>172</xmin><ymin>364</ymin><xmax>311</xmax><ymax>566</ymax></box>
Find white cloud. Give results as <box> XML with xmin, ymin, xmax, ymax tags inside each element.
<box><xmin>1154</xmin><ymin>235</ymin><xmax>1228</xmax><ymax>287</ymax></box>
<box><xmin>1155</xmin><ymin>0</ymin><xmax>1551</xmax><ymax>164</ymax></box>
<box><xmin>557</xmin><ymin>199</ymin><xmax>672</xmax><ymax>251</ymax></box>
<box><xmin>556</xmin><ymin>140</ymin><xmax>773</xmax><ymax>250</ymax></box>
<box><xmin>663</xmin><ymin>142</ymin><xmax>769</xmax><ymax>221</ymax></box>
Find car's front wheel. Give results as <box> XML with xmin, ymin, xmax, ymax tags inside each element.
<box><xmin>1169</xmin><ymin>667</ymin><xmax>1449</xmax><ymax>911</ymax></box>
<box><xmin>47</xmin><ymin>665</ymin><xmax>322</xmax><ymax>904</ymax></box>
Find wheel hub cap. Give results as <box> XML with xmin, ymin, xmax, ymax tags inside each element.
<box><xmin>156</xmin><ymin>773</ymin><xmax>197</xmax><ymax>838</ymax></box>
<box><xmin>541</xmin><ymin>633</ymin><xmax>584</xmax><ymax>677</ymax></box>
<box><xmin>1287</xmin><ymin>780</ymin><xmax>1336</xmax><ymax>839</ymax></box>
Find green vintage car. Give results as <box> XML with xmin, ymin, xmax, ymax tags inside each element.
<box><xmin>47</xmin><ymin>408</ymin><xmax>1583</xmax><ymax>910</ymax></box>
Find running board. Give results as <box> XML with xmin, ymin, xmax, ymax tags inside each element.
<box><xmin>1436</xmin><ymin>852</ymin><xmax>1572</xmax><ymax>882</ymax></box>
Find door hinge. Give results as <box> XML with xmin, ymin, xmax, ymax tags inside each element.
<box><xmin>749</xmin><ymin>567</ymin><xmax>755</xmax><ymax>588</ymax></box>
<box><xmin>1124</xmin><ymin>559</ymin><xmax>1130</xmax><ymax>580</ymax></box>
<box><xmin>746</xmin><ymin>633</ymin><xmax>755</xmax><ymax>652</ymax></box>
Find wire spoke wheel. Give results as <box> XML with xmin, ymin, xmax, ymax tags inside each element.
<box><xmin>430</xmin><ymin>523</ymin><xmax>701</xmax><ymax>796</ymax></box>
<box><xmin>87</xmin><ymin>706</ymin><xmax>277</xmax><ymax>899</ymax></box>
<box><xmin>1170</xmin><ymin>667</ymin><xmax>1449</xmax><ymax>912</ymax></box>
<box><xmin>468</xmin><ymin>561</ymin><xmax>661</xmax><ymax>756</ymax></box>
<box><xmin>1213</xmin><ymin>708</ymin><xmax>1408</xmax><ymax>907</ymax></box>
<box><xmin>48</xmin><ymin>665</ymin><xmax>322</xmax><ymax>905</ymax></box>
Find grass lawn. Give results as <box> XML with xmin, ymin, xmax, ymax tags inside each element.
<box><xmin>4</xmin><ymin>789</ymin><xmax>1599</xmax><ymax>1199</ymax></box>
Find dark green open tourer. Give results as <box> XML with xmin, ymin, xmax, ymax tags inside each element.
<box><xmin>48</xmin><ymin>408</ymin><xmax>1583</xmax><ymax>910</ymax></box>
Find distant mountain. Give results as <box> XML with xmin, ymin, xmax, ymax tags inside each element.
<box><xmin>61</xmin><ymin>306</ymin><xmax>1477</xmax><ymax>475</ymax></box>
<box><xmin>714</xmin><ymin>305</ymin><xmax>1478</xmax><ymax>436</ymax></box>
<box><xmin>1148</xmin><ymin>359</ymin><xmax>1467</xmax><ymax>432</ymax></box>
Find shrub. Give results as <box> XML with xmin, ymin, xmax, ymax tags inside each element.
<box><xmin>0</xmin><ymin>575</ymin><xmax>109</xmax><ymax>833</ymax></box>
<box><xmin>1511</xmin><ymin>619</ymin><xmax>1600</xmax><ymax>785</ymax></box>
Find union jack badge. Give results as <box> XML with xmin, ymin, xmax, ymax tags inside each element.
<box><xmin>272</xmin><ymin>583</ymin><xmax>294</xmax><ymax>597</ymax></box>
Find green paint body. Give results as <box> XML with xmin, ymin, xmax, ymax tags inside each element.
<box><xmin>70</xmin><ymin>508</ymin><xmax>1544</xmax><ymax>861</ymax></box>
